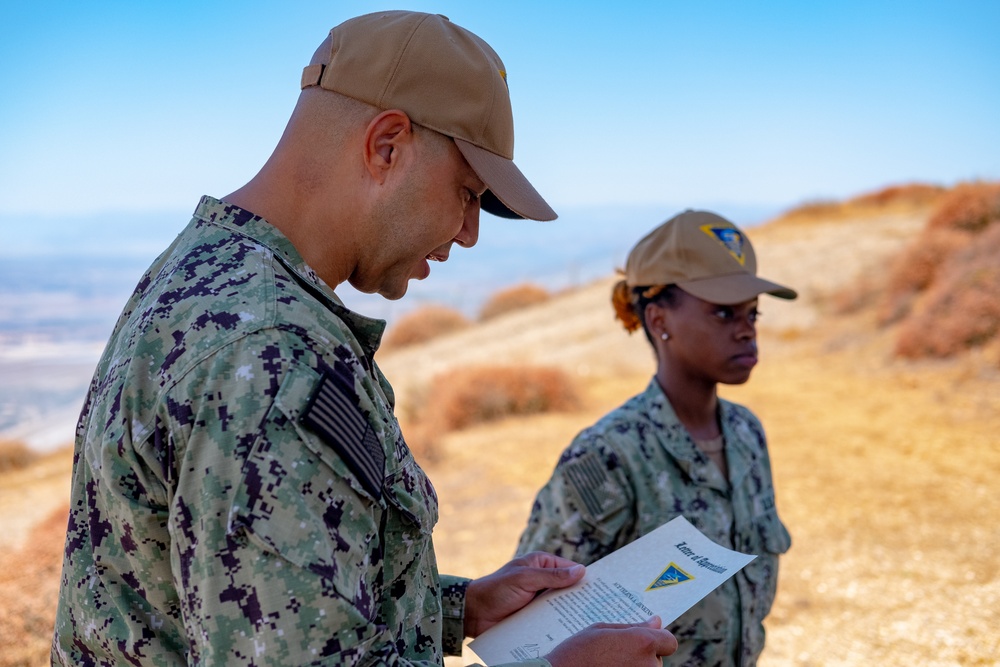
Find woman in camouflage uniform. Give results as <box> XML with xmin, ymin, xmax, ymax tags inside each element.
<box><xmin>517</xmin><ymin>209</ymin><xmax>796</xmax><ymax>666</ymax></box>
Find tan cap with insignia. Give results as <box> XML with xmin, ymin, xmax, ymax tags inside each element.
<box><xmin>625</xmin><ymin>210</ymin><xmax>797</xmax><ymax>304</ymax></box>
<box><xmin>301</xmin><ymin>11</ymin><xmax>556</xmax><ymax>222</ymax></box>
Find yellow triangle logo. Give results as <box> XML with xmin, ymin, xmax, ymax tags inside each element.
<box><xmin>647</xmin><ymin>563</ymin><xmax>694</xmax><ymax>591</ymax></box>
<box><xmin>700</xmin><ymin>224</ymin><xmax>747</xmax><ymax>266</ymax></box>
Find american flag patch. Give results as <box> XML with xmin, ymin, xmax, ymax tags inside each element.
<box><xmin>300</xmin><ymin>371</ymin><xmax>385</xmax><ymax>499</ymax></box>
<box><xmin>565</xmin><ymin>453</ymin><xmax>619</xmax><ymax>521</ymax></box>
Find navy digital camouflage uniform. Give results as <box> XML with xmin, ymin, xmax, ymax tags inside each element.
<box><xmin>516</xmin><ymin>378</ymin><xmax>791</xmax><ymax>667</ymax></box>
<box><xmin>53</xmin><ymin>196</ymin><xmax>548</xmax><ymax>667</ymax></box>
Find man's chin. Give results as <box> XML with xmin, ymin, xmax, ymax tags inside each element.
<box><xmin>375</xmin><ymin>280</ymin><xmax>413</xmax><ymax>301</ymax></box>
<box><xmin>345</xmin><ymin>283</ymin><xmax>405</xmax><ymax>302</ymax></box>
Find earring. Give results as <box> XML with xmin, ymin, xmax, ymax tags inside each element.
<box><xmin>661</xmin><ymin>332</ymin><xmax>670</xmax><ymax>341</ymax></box>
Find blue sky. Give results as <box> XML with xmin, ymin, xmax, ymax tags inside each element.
<box><xmin>1</xmin><ymin>1</ymin><xmax>999</xmax><ymax>236</ymax></box>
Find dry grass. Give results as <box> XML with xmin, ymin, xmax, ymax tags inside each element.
<box><xmin>872</xmin><ymin>181</ymin><xmax>1000</xmax><ymax>356</ymax></box>
<box><xmin>404</xmin><ymin>365</ymin><xmax>581</xmax><ymax>462</ymax></box>
<box><xmin>927</xmin><ymin>181</ymin><xmax>1000</xmax><ymax>232</ymax></box>
<box><xmin>0</xmin><ymin>440</ymin><xmax>39</xmax><ymax>473</ymax></box>
<box><xmin>771</xmin><ymin>182</ymin><xmax>947</xmax><ymax>227</ymax></box>
<box><xmin>895</xmin><ymin>223</ymin><xmax>1000</xmax><ymax>359</ymax></box>
<box><xmin>429</xmin><ymin>320</ymin><xmax>1000</xmax><ymax>667</ymax></box>
<box><xmin>848</xmin><ymin>182</ymin><xmax>948</xmax><ymax>209</ymax></box>
<box><xmin>380</xmin><ymin>304</ymin><xmax>471</xmax><ymax>350</ymax></box>
<box><xmin>0</xmin><ymin>504</ymin><xmax>68</xmax><ymax>667</ymax></box>
<box><xmin>478</xmin><ymin>283</ymin><xmax>551</xmax><ymax>321</ymax></box>
<box><xmin>877</xmin><ymin>227</ymin><xmax>972</xmax><ymax>324</ymax></box>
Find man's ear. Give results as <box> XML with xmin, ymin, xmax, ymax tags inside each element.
<box><xmin>363</xmin><ymin>109</ymin><xmax>414</xmax><ymax>184</ymax></box>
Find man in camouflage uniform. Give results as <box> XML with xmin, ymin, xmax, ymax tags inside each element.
<box><xmin>517</xmin><ymin>211</ymin><xmax>795</xmax><ymax>666</ymax></box>
<box><xmin>52</xmin><ymin>11</ymin><xmax>677</xmax><ymax>667</ymax></box>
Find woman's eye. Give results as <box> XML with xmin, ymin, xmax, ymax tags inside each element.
<box><xmin>714</xmin><ymin>307</ymin><xmax>734</xmax><ymax>321</ymax></box>
<box><xmin>749</xmin><ymin>309</ymin><xmax>761</xmax><ymax>323</ymax></box>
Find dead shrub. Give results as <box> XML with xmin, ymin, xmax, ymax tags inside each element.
<box><xmin>894</xmin><ymin>224</ymin><xmax>1000</xmax><ymax>358</ymax></box>
<box><xmin>0</xmin><ymin>440</ymin><xmax>39</xmax><ymax>473</ymax></box>
<box><xmin>847</xmin><ymin>182</ymin><xmax>946</xmax><ymax>209</ymax></box>
<box><xmin>927</xmin><ymin>181</ymin><xmax>1000</xmax><ymax>233</ymax></box>
<box><xmin>381</xmin><ymin>305</ymin><xmax>471</xmax><ymax>350</ymax></box>
<box><xmin>478</xmin><ymin>283</ymin><xmax>551</xmax><ymax>321</ymax></box>
<box><xmin>771</xmin><ymin>182</ymin><xmax>947</xmax><ymax>229</ymax></box>
<box><xmin>0</xmin><ymin>504</ymin><xmax>68</xmax><ymax>667</ymax></box>
<box><xmin>420</xmin><ymin>365</ymin><xmax>580</xmax><ymax>434</ymax></box>
<box><xmin>877</xmin><ymin>181</ymin><xmax>1000</xmax><ymax>330</ymax></box>
<box><xmin>825</xmin><ymin>180</ymin><xmax>1000</xmax><ymax>359</ymax></box>
<box><xmin>878</xmin><ymin>227</ymin><xmax>972</xmax><ymax>325</ymax></box>
<box><xmin>830</xmin><ymin>273</ymin><xmax>884</xmax><ymax>316</ymax></box>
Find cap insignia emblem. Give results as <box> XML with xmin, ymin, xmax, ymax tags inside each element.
<box><xmin>701</xmin><ymin>225</ymin><xmax>746</xmax><ymax>265</ymax></box>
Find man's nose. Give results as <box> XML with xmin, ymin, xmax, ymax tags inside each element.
<box><xmin>454</xmin><ymin>200</ymin><xmax>481</xmax><ymax>248</ymax></box>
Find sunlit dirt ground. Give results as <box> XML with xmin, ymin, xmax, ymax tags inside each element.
<box><xmin>427</xmin><ymin>320</ymin><xmax>1000</xmax><ymax>666</ymax></box>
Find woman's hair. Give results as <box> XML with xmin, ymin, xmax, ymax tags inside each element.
<box><xmin>611</xmin><ymin>280</ymin><xmax>683</xmax><ymax>344</ymax></box>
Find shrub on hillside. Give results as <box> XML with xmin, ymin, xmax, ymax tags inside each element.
<box><xmin>926</xmin><ymin>181</ymin><xmax>1000</xmax><ymax>233</ymax></box>
<box><xmin>830</xmin><ymin>273</ymin><xmax>883</xmax><ymax>316</ymax></box>
<box><xmin>848</xmin><ymin>183</ymin><xmax>946</xmax><ymax>209</ymax></box>
<box><xmin>878</xmin><ymin>182</ymin><xmax>1000</xmax><ymax>330</ymax></box>
<box><xmin>478</xmin><ymin>283</ymin><xmax>551</xmax><ymax>321</ymax></box>
<box><xmin>894</xmin><ymin>223</ymin><xmax>1000</xmax><ymax>358</ymax></box>
<box><xmin>381</xmin><ymin>305</ymin><xmax>471</xmax><ymax>350</ymax></box>
<box><xmin>409</xmin><ymin>365</ymin><xmax>580</xmax><ymax>456</ymax></box>
<box><xmin>428</xmin><ymin>365</ymin><xmax>580</xmax><ymax>431</ymax></box>
<box><xmin>878</xmin><ymin>227</ymin><xmax>972</xmax><ymax>325</ymax></box>
<box><xmin>775</xmin><ymin>182</ymin><xmax>946</xmax><ymax>227</ymax></box>
<box><xmin>0</xmin><ymin>440</ymin><xmax>38</xmax><ymax>473</ymax></box>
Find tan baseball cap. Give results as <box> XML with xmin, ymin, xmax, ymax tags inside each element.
<box><xmin>300</xmin><ymin>11</ymin><xmax>556</xmax><ymax>222</ymax></box>
<box><xmin>625</xmin><ymin>210</ymin><xmax>797</xmax><ymax>304</ymax></box>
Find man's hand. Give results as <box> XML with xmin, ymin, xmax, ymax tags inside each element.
<box><xmin>544</xmin><ymin>617</ymin><xmax>678</xmax><ymax>667</ymax></box>
<box><xmin>464</xmin><ymin>551</ymin><xmax>586</xmax><ymax>638</ymax></box>
<box><xmin>464</xmin><ymin>553</ymin><xmax>678</xmax><ymax>666</ymax></box>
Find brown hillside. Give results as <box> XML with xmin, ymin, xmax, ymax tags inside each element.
<box><xmin>2</xmin><ymin>189</ymin><xmax>998</xmax><ymax>666</ymax></box>
<box><xmin>377</xmin><ymin>197</ymin><xmax>1000</xmax><ymax>666</ymax></box>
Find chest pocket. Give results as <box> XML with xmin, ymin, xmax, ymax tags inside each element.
<box><xmin>379</xmin><ymin>443</ymin><xmax>442</xmax><ymax>636</ymax></box>
<box><xmin>745</xmin><ymin>491</ymin><xmax>791</xmax><ymax>556</ymax></box>
<box><xmin>739</xmin><ymin>493</ymin><xmax>790</xmax><ymax>626</ymax></box>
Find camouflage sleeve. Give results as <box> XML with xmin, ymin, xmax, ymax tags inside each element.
<box><xmin>164</xmin><ymin>334</ymin><xmax>436</xmax><ymax>665</ymax></box>
<box><xmin>515</xmin><ymin>435</ymin><xmax>633</xmax><ymax>566</ymax></box>
<box><xmin>440</xmin><ymin>575</ymin><xmax>469</xmax><ymax>655</ymax></box>
<box><xmin>439</xmin><ymin>577</ymin><xmax>555</xmax><ymax>666</ymax></box>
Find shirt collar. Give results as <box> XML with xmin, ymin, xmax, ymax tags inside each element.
<box><xmin>192</xmin><ymin>195</ymin><xmax>387</xmax><ymax>356</ymax></box>
<box><xmin>644</xmin><ymin>377</ymin><xmax>730</xmax><ymax>491</ymax></box>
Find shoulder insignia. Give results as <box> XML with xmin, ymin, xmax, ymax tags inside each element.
<box><xmin>300</xmin><ymin>371</ymin><xmax>385</xmax><ymax>499</ymax></box>
<box><xmin>564</xmin><ymin>452</ymin><xmax>621</xmax><ymax>522</ymax></box>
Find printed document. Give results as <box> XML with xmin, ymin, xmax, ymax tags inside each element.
<box><xmin>468</xmin><ymin>516</ymin><xmax>755</xmax><ymax>665</ymax></box>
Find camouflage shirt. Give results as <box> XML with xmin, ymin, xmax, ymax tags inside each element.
<box><xmin>53</xmin><ymin>196</ymin><xmax>546</xmax><ymax>667</ymax></box>
<box><xmin>516</xmin><ymin>378</ymin><xmax>791</xmax><ymax>667</ymax></box>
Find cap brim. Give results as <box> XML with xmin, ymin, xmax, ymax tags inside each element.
<box><xmin>678</xmin><ymin>273</ymin><xmax>798</xmax><ymax>305</ymax></box>
<box><xmin>455</xmin><ymin>138</ymin><xmax>557</xmax><ymax>221</ymax></box>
